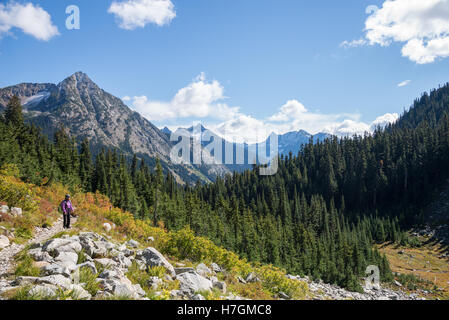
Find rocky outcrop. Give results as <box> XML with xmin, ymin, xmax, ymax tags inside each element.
<box><xmin>286</xmin><ymin>274</ymin><xmax>425</xmax><ymax>300</ymax></box>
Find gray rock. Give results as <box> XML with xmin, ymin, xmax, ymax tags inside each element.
<box><xmin>42</xmin><ymin>263</ymin><xmax>71</xmax><ymax>278</ymax></box>
<box><xmin>175</xmin><ymin>267</ymin><xmax>195</xmax><ymax>275</ymax></box>
<box><xmin>139</xmin><ymin>247</ymin><xmax>175</xmax><ymax>277</ymax></box>
<box><xmin>210</xmin><ymin>263</ymin><xmax>222</xmax><ymax>273</ymax></box>
<box><xmin>0</xmin><ymin>235</ymin><xmax>10</xmax><ymax>249</ymax></box>
<box><xmin>113</xmin><ymin>253</ymin><xmax>132</xmax><ymax>269</ymax></box>
<box><xmin>28</xmin><ymin>248</ymin><xmax>53</xmax><ymax>262</ymax></box>
<box><xmin>29</xmin><ymin>285</ymin><xmax>57</xmax><ymax>298</ymax></box>
<box><xmin>245</xmin><ymin>272</ymin><xmax>260</xmax><ymax>283</ymax></box>
<box><xmin>170</xmin><ymin>290</ymin><xmax>182</xmax><ymax>299</ymax></box>
<box><xmin>99</xmin><ymin>269</ymin><xmax>119</xmax><ymax>280</ymax></box>
<box><xmin>237</xmin><ymin>276</ymin><xmax>247</xmax><ymax>284</ymax></box>
<box><xmin>212</xmin><ymin>280</ymin><xmax>227</xmax><ymax>293</ymax></box>
<box><xmin>94</xmin><ymin>258</ymin><xmax>117</xmax><ymax>268</ymax></box>
<box><xmin>103</xmin><ymin>223</ymin><xmax>112</xmax><ymax>233</ymax></box>
<box><xmin>55</xmin><ymin>251</ymin><xmax>78</xmax><ymax>271</ymax></box>
<box><xmin>148</xmin><ymin>237</ymin><xmax>155</xmax><ymax>242</ymax></box>
<box><xmin>196</xmin><ymin>263</ymin><xmax>213</xmax><ymax>277</ymax></box>
<box><xmin>117</xmin><ymin>245</ymin><xmax>134</xmax><ymax>257</ymax></box>
<box><xmin>0</xmin><ymin>205</ymin><xmax>8</xmax><ymax>214</ymax></box>
<box><xmin>68</xmin><ymin>284</ymin><xmax>92</xmax><ymax>300</ymax></box>
<box><xmin>147</xmin><ymin>276</ymin><xmax>163</xmax><ymax>290</ymax></box>
<box><xmin>176</xmin><ymin>272</ymin><xmax>213</xmax><ymax>294</ymax></box>
<box><xmin>10</xmin><ymin>207</ymin><xmax>22</xmax><ymax>217</ymax></box>
<box><xmin>192</xmin><ymin>294</ymin><xmax>206</xmax><ymax>300</ymax></box>
<box><xmin>127</xmin><ymin>239</ymin><xmax>139</xmax><ymax>248</ymax></box>
<box><xmin>278</xmin><ymin>291</ymin><xmax>290</xmax><ymax>300</ymax></box>
<box><xmin>15</xmin><ymin>275</ymin><xmax>72</xmax><ymax>289</ymax></box>
<box><xmin>43</xmin><ymin>238</ymin><xmax>79</xmax><ymax>256</ymax></box>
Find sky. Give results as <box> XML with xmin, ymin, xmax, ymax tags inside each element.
<box><xmin>1</xmin><ymin>0</ymin><xmax>449</xmax><ymax>143</ymax></box>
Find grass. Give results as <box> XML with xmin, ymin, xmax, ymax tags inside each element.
<box><xmin>14</xmin><ymin>252</ymin><xmax>41</xmax><ymax>277</ymax></box>
<box><xmin>147</xmin><ymin>266</ymin><xmax>167</xmax><ymax>278</ymax></box>
<box><xmin>77</xmin><ymin>267</ymin><xmax>100</xmax><ymax>296</ymax></box>
<box><xmin>378</xmin><ymin>239</ymin><xmax>449</xmax><ymax>300</ymax></box>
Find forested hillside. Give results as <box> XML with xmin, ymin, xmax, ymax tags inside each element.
<box><xmin>2</xmin><ymin>83</ymin><xmax>449</xmax><ymax>291</ymax></box>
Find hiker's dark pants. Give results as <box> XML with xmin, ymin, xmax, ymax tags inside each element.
<box><xmin>63</xmin><ymin>213</ymin><xmax>71</xmax><ymax>228</ymax></box>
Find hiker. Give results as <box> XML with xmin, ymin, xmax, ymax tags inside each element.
<box><xmin>60</xmin><ymin>194</ymin><xmax>74</xmax><ymax>229</ymax></box>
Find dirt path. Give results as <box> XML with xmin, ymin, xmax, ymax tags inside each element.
<box><xmin>0</xmin><ymin>216</ymin><xmax>77</xmax><ymax>279</ymax></box>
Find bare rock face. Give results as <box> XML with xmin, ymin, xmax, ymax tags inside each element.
<box><xmin>0</xmin><ymin>72</ymin><xmax>231</xmax><ymax>184</ymax></box>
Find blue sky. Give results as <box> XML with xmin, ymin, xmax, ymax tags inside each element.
<box><xmin>1</xmin><ymin>0</ymin><xmax>449</xmax><ymax>142</ymax></box>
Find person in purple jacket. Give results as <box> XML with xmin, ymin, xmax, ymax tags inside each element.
<box><xmin>60</xmin><ymin>194</ymin><xmax>74</xmax><ymax>229</ymax></box>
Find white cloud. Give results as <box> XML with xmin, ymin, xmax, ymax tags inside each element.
<box><xmin>127</xmin><ymin>73</ymin><xmax>240</xmax><ymax>121</ymax></box>
<box><xmin>0</xmin><ymin>2</ymin><xmax>59</xmax><ymax>41</ymax></box>
<box><xmin>397</xmin><ymin>80</ymin><xmax>411</xmax><ymax>87</ymax></box>
<box><xmin>343</xmin><ymin>0</ymin><xmax>449</xmax><ymax>64</ymax></box>
<box><xmin>209</xmin><ymin>98</ymin><xmax>398</xmax><ymax>143</ymax></box>
<box><xmin>127</xmin><ymin>74</ymin><xmax>399</xmax><ymax>143</ymax></box>
<box><xmin>108</xmin><ymin>0</ymin><xmax>176</xmax><ymax>30</ymax></box>
<box><xmin>340</xmin><ymin>38</ymin><xmax>367</xmax><ymax>48</ymax></box>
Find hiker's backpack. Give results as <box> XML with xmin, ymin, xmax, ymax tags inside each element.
<box><xmin>58</xmin><ymin>201</ymin><xmax>64</xmax><ymax>214</ymax></box>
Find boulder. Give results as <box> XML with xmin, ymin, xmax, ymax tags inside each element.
<box><xmin>10</xmin><ymin>207</ymin><xmax>22</xmax><ymax>217</ymax></box>
<box><xmin>94</xmin><ymin>258</ymin><xmax>117</xmax><ymax>268</ymax></box>
<box><xmin>127</xmin><ymin>239</ymin><xmax>139</xmax><ymax>248</ymax></box>
<box><xmin>43</xmin><ymin>238</ymin><xmax>80</xmax><ymax>256</ymax></box>
<box><xmin>42</xmin><ymin>263</ymin><xmax>71</xmax><ymax>278</ymax></box>
<box><xmin>176</xmin><ymin>272</ymin><xmax>213</xmax><ymax>294</ymax></box>
<box><xmin>98</xmin><ymin>269</ymin><xmax>120</xmax><ymax>280</ymax></box>
<box><xmin>0</xmin><ymin>205</ymin><xmax>8</xmax><ymax>214</ymax></box>
<box><xmin>0</xmin><ymin>235</ymin><xmax>10</xmax><ymax>249</ymax></box>
<box><xmin>28</xmin><ymin>248</ymin><xmax>53</xmax><ymax>262</ymax></box>
<box><xmin>211</xmin><ymin>263</ymin><xmax>222</xmax><ymax>273</ymax></box>
<box><xmin>212</xmin><ymin>280</ymin><xmax>227</xmax><ymax>293</ymax></box>
<box><xmin>55</xmin><ymin>252</ymin><xmax>79</xmax><ymax>271</ymax></box>
<box><xmin>29</xmin><ymin>285</ymin><xmax>57</xmax><ymax>298</ymax></box>
<box><xmin>192</xmin><ymin>294</ymin><xmax>206</xmax><ymax>300</ymax></box>
<box><xmin>175</xmin><ymin>267</ymin><xmax>195</xmax><ymax>275</ymax></box>
<box><xmin>117</xmin><ymin>244</ymin><xmax>134</xmax><ymax>257</ymax></box>
<box><xmin>98</xmin><ymin>277</ymin><xmax>145</xmax><ymax>299</ymax></box>
<box><xmin>113</xmin><ymin>253</ymin><xmax>132</xmax><ymax>269</ymax></box>
<box><xmin>139</xmin><ymin>247</ymin><xmax>175</xmax><ymax>277</ymax></box>
<box><xmin>103</xmin><ymin>223</ymin><xmax>112</xmax><ymax>233</ymax></box>
<box><xmin>196</xmin><ymin>263</ymin><xmax>213</xmax><ymax>277</ymax></box>
<box><xmin>68</xmin><ymin>284</ymin><xmax>91</xmax><ymax>300</ymax></box>
<box><xmin>15</xmin><ymin>275</ymin><xmax>72</xmax><ymax>289</ymax></box>
<box><xmin>245</xmin><ymin>272</ymin><xmax>260</xmax><ymax>283</ymax></box>
<box><xmin>79</xmin><ymin>237</ymin><xmax>96</xmax><ymax>257</ymax></box>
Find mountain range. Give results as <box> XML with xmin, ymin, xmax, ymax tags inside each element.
<box><xmin>0</xmin><ymin>72</ymin><xmax>330</xmax><ymax>182</ymax></box>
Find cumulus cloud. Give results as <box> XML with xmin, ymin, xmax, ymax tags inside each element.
<box><xmin>127</xmin><ymin>73</ymin><xmax>240</xmax><ymax>121</ymax></box>
<box><xmin>343</xmin><ymin>0</ymin><xmax>449</xmax><ymax>64</ymax></box>
<box><xmin>108</xmin><ymin>0</ymin><xmax>176</xmax><ymax>30</ymax></box>
<box><xmin>0</xmin><ymin>2</ymin><xmax>59</xmax><ymax>41</ymax></box>
<box><xmin>398</xmin><ymin>80</ymin><xmax>411</xmax><ymax>87</ymax></box>
<box><xmin>209</xmin><ymin>99</ymin><xmax>398</xmax><ymax>143</ymax></box>
<box><xmin>126</xmin><ymin>74</ymin><xmax>399</xmax><ymax>143</ymax></box>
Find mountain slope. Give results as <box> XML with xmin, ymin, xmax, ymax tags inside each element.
<box><xmin>0</xmin><ymin>72</ymin><xmax>227</xmax><ymax>184</ymax></box>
